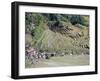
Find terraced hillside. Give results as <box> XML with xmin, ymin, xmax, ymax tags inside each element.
<box><xmin>25</xmin><ymin>13</ymin><xmax>89</xmax><ymax>68</ymax></box>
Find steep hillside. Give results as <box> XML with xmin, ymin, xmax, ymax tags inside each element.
<box><xmin>25</xmin><ymin>13</ymin><xmax>89</xmax><ymax>55</ymax></box>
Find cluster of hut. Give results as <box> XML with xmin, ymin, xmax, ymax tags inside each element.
<box><xmin>25</xmin><ymin>45</ymin><xmax>56</xmax><ymax>64</ymax></box>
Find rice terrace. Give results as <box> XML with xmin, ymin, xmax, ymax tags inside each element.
<box><xmin>25</xmin><ymin>13</ymin><xmax>90</xmax><ymax>68</ymax></box>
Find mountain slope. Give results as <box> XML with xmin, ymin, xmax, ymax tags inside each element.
<box><xmin>25</xmin><ymin>13</ymin><xmax>89</xmax><ymax>55</ymax></box>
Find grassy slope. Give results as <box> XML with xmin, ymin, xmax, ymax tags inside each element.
<box><xmin>25</xmin><ymin>13</ymin><xmax>89</xmax><ymax>54</ymax></box>
<box><xmin>32</xmin><ymin>24</ymin><xmax>89</xmax><ymax>54</ymax></box>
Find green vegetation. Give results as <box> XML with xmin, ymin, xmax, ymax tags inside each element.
<box><xmin>25</xmin><ymin>12</ymin><xmax>89</xmax><ymax>55</ymax></box>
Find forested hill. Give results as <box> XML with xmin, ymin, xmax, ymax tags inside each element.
<box><xmin>25</xmin><ymin>13</ymin><xmax>89</xmax><ymax>55</ymax></box>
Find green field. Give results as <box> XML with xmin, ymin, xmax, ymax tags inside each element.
<box><xmin>25</xmin><ymin>55</ymin><xmax>89</xmax><ymax>68</ymax></box>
